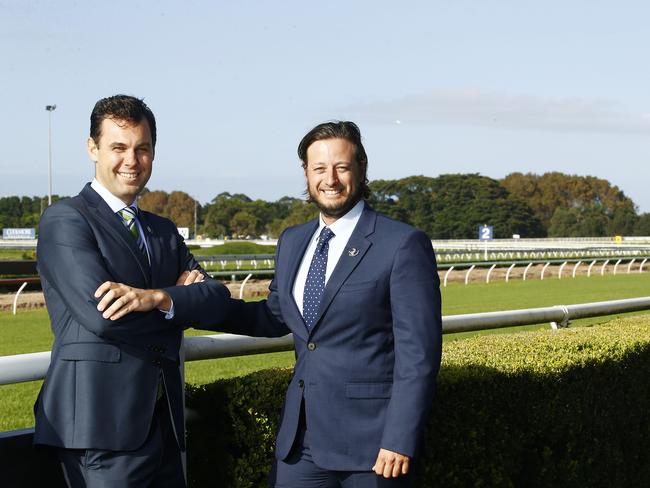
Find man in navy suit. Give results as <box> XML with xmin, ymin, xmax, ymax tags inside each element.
<box><xmin>35</xmin><ymin>95</ymin><xmax>229</xmax><ymax>487</ymax></box>
<box><xmin>110</xmin><ymin>121</ymin><xmax>442</xmax><ymax>487</ymax></box>
<box><xmin>220</xmin><ymin>121</ymin><xmax>443</xmax><ymax>487</ymax></box>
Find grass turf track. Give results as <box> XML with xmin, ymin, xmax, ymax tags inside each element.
<box><xmin>1</xmin><ymin>272</ymin><xmax>649</xmax><ymax>430</ymax></box>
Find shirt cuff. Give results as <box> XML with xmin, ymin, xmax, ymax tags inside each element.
<box><xmin>159</xmin><ymin>301</ymin><xmax>175</xmax><ymax>320</ymax></box>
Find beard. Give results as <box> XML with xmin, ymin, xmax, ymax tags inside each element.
<box><xmin>307</xmin><ymin>184</ymin><xmax>363</xmax><ymax>221</ymax></box>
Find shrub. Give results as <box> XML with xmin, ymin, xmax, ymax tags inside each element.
<box><xmin>186</xmin><ymin>317</ymin><xmax>650</xmax><ymax>487</ymax></box>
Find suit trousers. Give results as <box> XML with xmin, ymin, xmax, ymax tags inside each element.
<box><xmin>269</xmin><ymin>405</ymin><xmax>412</xmax><ymax>488</ymax></box>
<box><xmin>58</xmin><ymin>397</ymin><xmax>185</xmax><ymax>488</ymax></box>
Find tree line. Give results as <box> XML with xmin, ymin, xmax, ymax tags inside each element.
<box><xmin>2</xmin><ymin>172</ymin><xmax>649</xmax><ymax>239</ymax></box>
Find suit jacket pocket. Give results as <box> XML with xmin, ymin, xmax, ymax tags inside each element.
<box><xmin>59</xmin><ymin>342</ymin><xmax>121</xmax><ymax>363</ymax></box>
<box><xmin>346</xmin><ymin>381</ymin><xmax>392</xmax><ymax>399</ymax></box>
<box><xmin>340</xmin><ymin>280</ymin><xmax>377</xmax><ymax>292</ymax></box>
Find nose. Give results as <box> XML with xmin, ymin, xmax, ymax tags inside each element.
<box><xmin>123</xmin><ymin>149</ymin><xmax>138</xmax><ymax>167</ymax></box>
<box><xmin>325</xmin><ymin>166</ymin><xmax>338</xmax><ymax>186</ymax></box>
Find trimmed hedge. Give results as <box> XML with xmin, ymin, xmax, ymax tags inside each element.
<box><xmin>190</xmin><ymin>242</ymin><xmax>276</xmax><ymax>255</ymax></box>
<box><xmin>186</xmin><ymin>317</ymin><xmax>650</xmax><ymax>487</ymax></box>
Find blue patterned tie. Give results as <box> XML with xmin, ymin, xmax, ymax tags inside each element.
<box><xmin>118</xmin><ymin>206</ymin><xmax>148</xmax><ymax>262</ymax></box>
<box><xmin>303</xmin><ymin>227</ymin><xmax>335</xmax><ymax>329</ymax></box>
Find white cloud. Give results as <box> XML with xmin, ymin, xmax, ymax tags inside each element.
<box><xmin>345</xmin><ymin>89</ymin><xmax>650</xmax><ymax>134</ymax></box>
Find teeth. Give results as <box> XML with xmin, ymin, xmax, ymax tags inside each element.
<box><xmin>118</xmin><ymin>172</ymin><xmax>139</xmax><ymax>180</ymax></box>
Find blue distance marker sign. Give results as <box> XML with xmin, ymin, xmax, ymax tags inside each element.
<box><xmin>2</xmin><ymin>228</ymin><xmax>36</xmax><ymax>239</ymax></box>
<box><xmin>478</xmin><ymin>225</ymin><xmax>493</xmax><ymax>241</ymax></box>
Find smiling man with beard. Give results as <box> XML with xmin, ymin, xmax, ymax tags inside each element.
<box><xmin>106</xmin><ymin>120</ymin><xmax>442</xmax><ymax>487</ymax></box>
<box><xmin>221</xmin><ymin>121</ymin><xmax>443</xmax><ymax>487</ymax></box>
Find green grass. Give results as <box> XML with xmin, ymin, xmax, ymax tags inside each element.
<box><xmin>191</xmin><ymin>242</ymin><xmax>276</xmax><ymax>255</ymax></box>
<box><xmin>1</xmin><ymin>272</ymin><xmax>649</xmax><ymax>431</ymax></box>
<box><xmin>0</xmin><ymin>249</ymin><xmax>35</xmax><ymax>261</ymax></box>
<box><xmin>442</xmin><ymin>272</ymin><xmax>650</xmax><ymax>339</ymax></box>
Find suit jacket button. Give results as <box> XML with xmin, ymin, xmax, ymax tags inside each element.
<box><xmin>298</xmin><ymin>379</ymin><xmax>304</xmax><ymax>388</ymax></box>
<box><xmin>307</xmin><ymin>342</ymin><xmax>316</xmax><ymax>351</ymax></box>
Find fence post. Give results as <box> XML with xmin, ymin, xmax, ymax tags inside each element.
<box><xmin>572</xmin><ymin>261</ymin><xmax>582</xmax><ymax>278</ymax></box>
<box><xmin>540</xmin><ymin>262</ymin><xmax>551</xmax><ymax>280</ymax></box>
<box><xmin>443</xmin><ymin>266</ymin><xmax>454</xmax><ymax>288</ymax></box>
<box><xmin>12</xmin><ymin>282</ymin><xmax>28</xmax><ymax>315</ymax></box>
<box><xmin>600</xmin><ymin>260</ymin><xmax>610</xmax><ymax>276</ymax></box>
<box><xmin>239</xmin><ymin>273</ymin><xmax>253</xmax><ymax>299</ymax></box>
<box><xmin>486</xmin><ymin>264</ymin><xmax>497</xmax><ymax>284</ymax></box>
<box><xmin>587</xmin><ymin>260</ymin><xmax>597</xmax><ymax>277</ymax></box>
<box><xmin>464</xmin><ymin>265</ymin><xmax>476</xmax><ymax>286</ymax></box>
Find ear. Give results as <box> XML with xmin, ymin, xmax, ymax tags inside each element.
<box><xmin>86</xmin><ymin>137</ymin><xmax>98</xmax><ymax>162</ymax></box>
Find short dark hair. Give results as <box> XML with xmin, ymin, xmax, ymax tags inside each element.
<box><xmin>297</xmin><ymin>120</ymin><xmax>370</xmax><ymax>199</ymax></box>
<box><xmin>90</xmin><ymin>95</ymin><xmax>157</xmax><ymax>148</ymax></box>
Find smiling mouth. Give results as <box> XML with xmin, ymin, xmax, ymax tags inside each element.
<box><xmin>321</xmin><ymin>189</ymin><xmax>343</xmax><ymax>197</ymax></box>
<box><xmin>117</xmin><ymin>172</ymin><xmax>140</xmax><ymax>181</ymax></box>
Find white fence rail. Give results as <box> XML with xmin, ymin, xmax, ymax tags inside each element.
<box><xmin>1</xmin><ymin>296</ymin><xmax>649</xmax><ymax>386</ymax></box>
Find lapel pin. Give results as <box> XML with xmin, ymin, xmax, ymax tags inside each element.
<box><xmin>146</xmin><ymin>226</ymin><xmax>152</xmax><ymax>233</ymax></box>
<box><xmin>347</xmin><ymin>247</ymin><xmax>359</xmax><ymax>257</ymax></box>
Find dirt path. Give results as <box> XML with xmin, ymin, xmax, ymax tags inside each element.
<box><xmin>0</xmin><ymin>282</ymin><xmax>271</xmax><ymax>312</ymax></box>
<box><xmin>2</xmin><ymin>263</ymin><xmax>644</xmax><ymax>312</ymax></box>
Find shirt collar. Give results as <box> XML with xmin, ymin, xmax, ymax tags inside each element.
<box><xmin>90</xmin><ymin>178</ymin><xmax>139</xmax><ymax>213</ymax></box>
<box><xmin>318</xmin><ymin>199</ymin><xmax>364</xmax><ymax>235</ymax></box>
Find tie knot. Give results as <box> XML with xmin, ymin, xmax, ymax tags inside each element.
<box><xmin>317</xmin><ymin>227</ymin><xmax>335</xmax><ymax>252</ymax></box>
<box><xmin>118</xmin><ymin>206</ymin><xmax>137</xmax><ymax>222</ymax></box>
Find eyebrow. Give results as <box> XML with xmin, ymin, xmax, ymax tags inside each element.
<box><xmin>311</xmin><ymin>160</ymin><xmax>352</xmax><ymax>166</ymax></box>
<box><xmin>107</xmin><ymin>141</ymin><xmax>152</xmax><ymax>149</ymax></box>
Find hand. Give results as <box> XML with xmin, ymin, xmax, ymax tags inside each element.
<box><xmin>94</xmin><ymin>281</ymin><xmax>171</xmax><ymax>320</ymax></box>
<box><xmin>176</xmin><ymin>269</ymin><xmax>205</xmax><ymax>285</ymax></box>
<box><xmin>372</xmin><ymin>448</ymin><xmax>411</xmax><ymax>478</ymax></box>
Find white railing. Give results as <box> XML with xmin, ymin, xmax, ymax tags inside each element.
<box><xmin>1</xmin><ymin>296</ymin><xmax>649</xmax><ymax>386</ymax></box>
<box><xmin>440</xmin><ymin>257</ymin><xmax>649</xmax><ymax>286</ymax></box>
<box><xmin>4</xmin><ymin>236</ymin><xmax>650</xmax><ymax>251</ymax></box>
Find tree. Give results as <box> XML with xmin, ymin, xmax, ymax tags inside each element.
<box><xmin>369</xmin><ymin>174</ymin><xmax>545</xmax><ymax>239</ymax></box>
<box><xmin>167</xmin><ymin>192</ymin><xmax>197</xmax><ymax>228</ymax></box>
<box><xmin>138</xmin><ymin>190</ymin><xmax>199</xmax><ymax>231</ymax></box>
<box><xmin>548</xmin><ymin>207</ymin><xmax>608</xmax><ymax>237</ymax></box>
<box><xmin>502</xmin><ymin>172</ymin><xmax>638</xmax><ymax>236</ymax></box>
<box><xmin>606</xmin><ymin>207</ymin><xmax>638</xmax><ymax>236</ymax></box>
<box><xmin>230</xmin><ymin>211</ymin><xmax>258</xmax><ymax>237</ymax></box>
<box><xmin>266</xmin><ymin>200</ymin><xmax>319</xmax><ymax>236</ymax></box>
<box><xmin>201</xmin><ymin>193</ymin><xmax>248</xmax><ymax>238</ymax></box>
<box><xmin>634</xmin><ymin>213</ymin><xmax>650</xmax><ymax>236</ymax></box>
<box><xmin>138</xmin><ymin>191</ymin><xmax>167</xmax><ymax>215</ymax></box>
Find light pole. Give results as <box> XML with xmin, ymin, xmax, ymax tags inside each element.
<box><xmin>194</xmin><ymin>197</ymin><xmax>198</xmax><ymax>239</ymax></box>
<box><xmin>45</xmin><ymin>105</ymin><xmax>57</xmax><ymax>206</ymax></box>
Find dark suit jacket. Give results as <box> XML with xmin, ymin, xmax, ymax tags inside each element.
<box><xmin>34</xmin><ymin>183</ymin><xmax>229</xmax><ymax>451</ymax></box>
<box><xmin>217</xmin><ymin>204</ymin><xmax>442</xmax><ymax>471</ymax></box>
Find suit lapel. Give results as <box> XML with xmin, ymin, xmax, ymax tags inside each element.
<box><xmin>283</xmin><ymin>220</ymin><xmax>318</xmax><ymax>341</ymax></box>
<box><xmin>309</xmin><ymin>205</ymin><xmax>376</xmax><ymax>336</ymax></box>
<box><xmin>80</xmin><ymin>184</ymin><xmax>152</xmax><ymax>287</ymax></box>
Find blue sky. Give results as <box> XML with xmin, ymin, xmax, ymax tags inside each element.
<box><xmin>2</xmin><ymin>0</ymin><xmax>649</xmax><ymax>212</ymax></box>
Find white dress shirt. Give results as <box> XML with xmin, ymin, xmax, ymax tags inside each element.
<box><xmin>90</xmin><ymin>179</ymin><xmax>173</xmax><ymax>317</ymax></box>
<box><xmin>292</xmin><ymin>199</ymin><xmax>364</xmax><ymax>316</ymax></box>
<box><xmin>90</xmin><ymin>178</ymin><xmax>151</xmax><ymax>260</ymax></box>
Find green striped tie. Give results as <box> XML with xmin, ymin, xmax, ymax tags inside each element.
<box><xmin>118</xmin><ymin>207</ymin><xmax>148</xmax><ymax>260</ymax></box>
